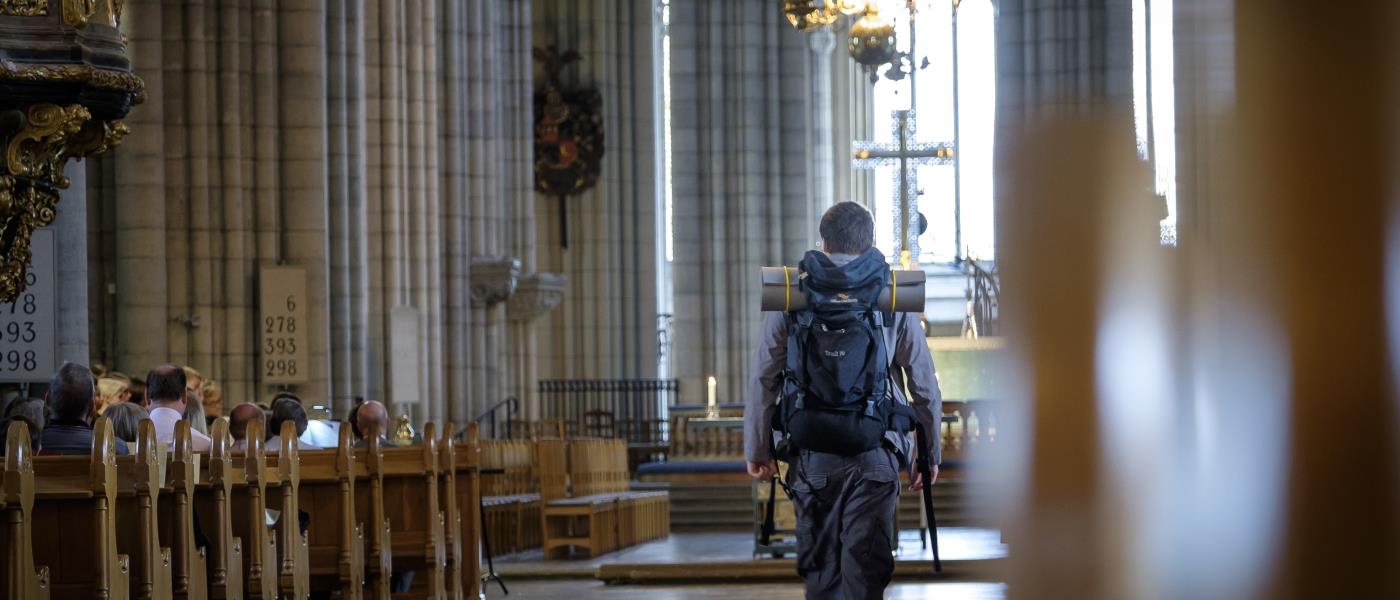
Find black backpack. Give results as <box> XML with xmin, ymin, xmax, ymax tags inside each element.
<box><xmin>773</xmin><ymin>249</ymin><xmax>899</xmax><ymax>456</ymax></box>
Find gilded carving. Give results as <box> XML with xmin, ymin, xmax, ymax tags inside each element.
<box><xmin>0</xmin><ymin>0</ymin><xmax>47</xmax><ymax>17</ymax></box>
<box><xmin>0</xmin><ymin>103</ymin><xmax>129</xmax><ymax>302</ymax></box>
<box><xmin>62</xmin><ymin>0</ymin><xmax>96</xmax><ymax>26</ymax></box>
<box><xmin>7</xmin><ymin>104</ymin><xmax>90</xmax><ymax>187</ymax></box>
<box><xmin>0</xmin><ymin>63</ymin><xmax>147</xmax><ymax>99</ymax></box>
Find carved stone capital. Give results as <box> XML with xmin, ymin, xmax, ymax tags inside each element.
<box><xmin>508</xmin><ymin>272</ymin><xmax>567</xmax><ymax>322</ymax></box>
<box><xmin>469</xmin><ymin>256</ymin><xmax>521</xmax><ymax>308</ymax></box>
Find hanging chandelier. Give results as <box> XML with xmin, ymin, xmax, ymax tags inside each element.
<box><xmin>782</xmin><ymin>0</ymin><xmax>918</xmax><ymax>82</ymax></box>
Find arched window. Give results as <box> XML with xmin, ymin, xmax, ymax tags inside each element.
<box><xmin>865</xmin><ymin>0</ymin><xmax>997</xmax><ymax>264</ymax></box>
<box><xmin>1133</xmin><ymin>0</ymin><xmax>1177</xmax><ymax>245</ymax></box>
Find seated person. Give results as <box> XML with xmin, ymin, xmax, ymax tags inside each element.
<box><xmin>105</xmin><ymin>402</ymin><xmax>149</xmax><ymax>444</ymax></box>
<box><xmin>349</xmin><ymin>400</ymin><xmax>396</xmax><ymax>448</ymax></box>
<box><xmin>228</xmin><ymin>403</ymin><xmax>266</xmax><ymax>452</ymax></box>
<box><xmin>39</xmin><ymin>362</ymin><xmax>130</xmax><ymax>455</ymax></box>
<box><xmin>3</xmin><ymin>395</ymin><xmax>46</xmax><ymax>431</ymax></box>
<box><xmin>266</xmin><ymin>396</ymin><xmax>313</xmax><ymax>452</ymax></box>
<box><xmin>183</xmin><ymin>389</ymin><xmax>209</xmax><ymax>436</ymax></box>
<box><xmin>146</xmin><ymin>364</ymin><xmax>211</xmax><ymax>452</ymax></box>
<box><xmin>0</xmin><ymin>415</ymin><xmax>42</xmax><ymax>454</ymax></box>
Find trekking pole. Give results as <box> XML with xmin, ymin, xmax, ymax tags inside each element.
<box><xmin>760</xmin><ymin>474</ymin><xmax>777</xmax><ymax>547</ymax></box>
<box><xmin>915</xmin><ymin>423</ymin><xmax>943</xmax><ymax>573</ymax></box>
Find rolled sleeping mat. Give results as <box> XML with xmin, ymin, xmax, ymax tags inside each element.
<box><xmin>759</xmin><ymin>266</ymin><xmax>926</xmax><ymax>312</ymax></box>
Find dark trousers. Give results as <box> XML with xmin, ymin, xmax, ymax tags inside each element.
<box><xmin>788</xmin><ymin>447</ymin><xmax>900</xmax><ymax>600</ymax></box>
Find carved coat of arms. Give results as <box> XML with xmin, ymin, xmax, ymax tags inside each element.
<box><xmin>534</xmin><ymin>46</ymin><xmax>603</xmax><ymax>247</ymax></box>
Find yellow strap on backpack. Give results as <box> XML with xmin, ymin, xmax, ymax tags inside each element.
<box><xmin>783</xmin><ymin>265</ymin><xmax>791</xmax><ymax>311</ymax></box>
<box><xmin>890</xmin><ymin>267</ymin><xmax>897</xmax><ymax>312</ymax></box>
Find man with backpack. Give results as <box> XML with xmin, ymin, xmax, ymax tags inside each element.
<box><xmin>745</xmin><ymin>201</ymin><xmax>942</xmax><ymax>600</ymax></box>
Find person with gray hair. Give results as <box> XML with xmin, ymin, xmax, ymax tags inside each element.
<box><xmin>105</xmin><ymin>402</ymin><xmax>149</xmax><ymax>444</ymax></box>
<box><xmin>39</xmin><ymin>362</ymin><xmax>129</xmax><ymax>455</ymax></box>
<box><xmin>3</xmin><ymin>395</ymin><xmax>45</xmax><ymax>431</ymax></box>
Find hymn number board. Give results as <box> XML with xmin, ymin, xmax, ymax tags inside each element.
<box><xmin>259</xmin><ymin>266</ymin><xmax>308</xmax><ymax>384</ymax></box>
<box><xmin>0</xmin><ymin>228</ymin><xmax>56</xmax><ymax>382</ymax></box>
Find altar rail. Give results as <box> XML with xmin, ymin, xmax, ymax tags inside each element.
<box><xmin>539</xmin><ymin>379</ymin><xmax>678</xmax><ymax>443</ymax></box>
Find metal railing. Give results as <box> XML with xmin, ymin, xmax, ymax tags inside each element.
<box><xmin>471</xmin><ymin>396</ymin><xmax>519</xmax><ymax>440</ymax></box>
<box><xmin>964</xmin><ymin>259</ymin><xmax>999</xmax><ymax>338</ymax></box>
<box><xmin>538</xmin><ymin>379</ymin><xmax>678</xmax><ymax>444</ymax></box>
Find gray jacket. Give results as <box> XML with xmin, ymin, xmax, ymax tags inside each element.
<box><xmin>743</xmin><ymin>254</ymin><xmax>943</xmax><ymax>467</ymax></box>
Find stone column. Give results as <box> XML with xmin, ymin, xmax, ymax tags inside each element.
<box><xmin>278</xmin><ymin>0</ymin><xmax>331</xmax><ymax>404</ymax></box>
<box><xmin>507</xmin><ymin>273</ymin><xmax>565</xmax><ymax>420</ymax></box>
<box><xmin>115</xmin><ymin>0</ymin><xmax>169</xmax><ymax>372</ymax></box>
<box><xmin>806</xmin><ymin>28</ymin><xmax>836</xmax><ymax>237</ymax></box>
<box><xmin>54</xmin><ymin>162</ymin><xmax>89</xmax><ymax>365</ymax></box>
<box><xmin>469</xmin><ymin>256</ymin><xmax>520</xmax><ymax>419</ymax></box>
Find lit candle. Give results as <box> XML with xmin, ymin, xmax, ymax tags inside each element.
<box><xmin>707</xmin><ymin>375</ymin><xmax>717</xmax><ymax>411</ymax></box>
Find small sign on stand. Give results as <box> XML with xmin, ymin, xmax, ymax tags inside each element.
<box><xmin>259</xmin><ymin>266</ymin><xmax>309</xmax><ymax>385</ymax></box>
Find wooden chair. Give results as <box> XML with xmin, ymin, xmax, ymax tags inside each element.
<box><xmin>158</xmin><ymin>421</ymin><xmax>208</xmax><ymax>600</ymax></box>
<box><xmin>268</xmin><ymin>421</ymin><xmax>310</xmax><ymax>600</ymax></box>
<box><xmin>195</xmin><ymin>418</ymin><xmax>245</xmax><ymax>600</ymax></box>
<box><xmin>230</xmin><ymin>419</ymin><xmax>278</xmax><ymax>599</ymax></box>
<box><xmin>300</xmin><ymin>423</ymin><xmax>365</xmax><ymax>598</ymax></box>
<box><xmin>380</xmin><ymin>422</ymin><xmax>446</xmax><ymax>598</ymax></box>
<box><xmin>355</xmin><ymin>425</ymin><xmax>393</xmax><ymax>600</ymax></box>
<box><xmin>114</xmin><ymin>420</ymin><xmax>174</xmax><ymax>599</ymax></box>
<box><xmin>0</xmin><ymin>419</ymin><xmax>50</xmax><ymax>599</ymax></box>
<box><xmin>31</xmin><ymin>417</ymin><xmax>131</xmax><ymax>600</ymax></box>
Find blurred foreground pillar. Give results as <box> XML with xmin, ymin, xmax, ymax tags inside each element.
<box><xmin>1235</xmin><ymin>0</ymin><xmax>1400</xmax><ymax>597</ymax></box>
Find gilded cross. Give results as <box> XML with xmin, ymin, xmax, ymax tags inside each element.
<box><xmin>852</xmin><ymin>109</ymin><xmax>953</xmax><ymax>268</ymax></box>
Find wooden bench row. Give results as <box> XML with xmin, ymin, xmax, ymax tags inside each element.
<box><xmin>0</xmin><ymin>416</ymin><xmax>483</xmax><ymax>600</ymax></box>
<box><xmin>478</xmin><ymin>437</ymin><xmax>542</xmax><ymax>556</ymax></box>
<box><xmin>538</xmin><ymin>438</ymin><xmax>669</xmax><ymax>559</ymax></box>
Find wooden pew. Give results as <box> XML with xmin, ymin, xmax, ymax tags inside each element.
<box><xmin>158</xmin><ymin>421</ymin><xmax>208</xmax><ymax>600</ymax></box>
<box><xmin>268</xmin><ymin>421</ymin><xmax>310</xmax><ymax>600</ymax></box>
<box><xmin>355</xmin><ymin>425</ymin><xmax>393</xmax><ymax>599</ymax></box>
<box><xmin>540</xmin><ymin>437</ymin><xmax>670</xmax><ymax>559</ymax></box>
<box><xmin>0</xmin><ymin>420</ymin><xmax>50</xmax><ymax>599</ymax></box>
<box><xmin>114</xmin><ymin>420</ymin><xmax>174</xmax><ymax>599</ymax></box>
<box><xmin>195</xmin><ymin>418</ymin><xmax>245</xmax><ymax>600</ymax></box>
<box><xmin>31</xmin><ymin>417</ymin><xmax>131</xmax><ymax>599</ymax></box>
<box><xmin>380</xmin><ymin>422</ymin><xmax>445</xmax><ymax>598</ymax></box>
<box><xmin>478</xmin><ymin>436</ymin><xmax>542</xmax><ymax>556</ymax></box>
<box><xmin>230</xmin><ymin>419</ymin><xmax>279</xmax><ymax>599</ymax></box>
<box><xmin>438</xmin><ymin>424</ymin><xmax>466</xmax><ymax>600</ymax></box>
<box><xmin>300</xmin><ymin>424</ymin><xmax>365</xmax><ymax>598</ymax></box>
<box><xmin>448</xmin><ymin>424</ymin><xmax>482</xmax><ymax>600</ymax></box>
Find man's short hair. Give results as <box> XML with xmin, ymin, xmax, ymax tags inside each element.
<box><xmin>146</xmin><ymin>364</ymin><xmax>187</xmax><ymax>404</ymax></box>
<box><xmin>47</xmin><ymin>362</ymin><xmax>96</xmax><ymax>423</ymax></box>
<box><xmin>268</xmin><ymin>397</ymin><xmax>309</xmax><ymax>438</ymax></box>
<box><xmin>819</xmin><ymin>201</ymin><xmax>876</xmax><ymax>255</ymax></box>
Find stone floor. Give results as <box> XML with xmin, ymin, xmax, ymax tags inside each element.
<box><xmin>497</xmin><ymin>580</ymin><xmax>1007</xmax><ymax>599</ymax></box>
<box><xmin>491</xmin><ymin>528</ymin><xmax>1007</xmax><ymax>582</ymax></box>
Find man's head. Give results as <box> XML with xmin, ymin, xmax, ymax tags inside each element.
<box><xmin>355</xmin><ymin>400</ymin><xmax>390</xmax><ymax>439</ymax></box>
<box><xmin>146</xmin><ymin>364</ymin><xmax>188</xmax><ymax>412</ymax></box>
<box><xmin>819</xmin><ymin>201</ymin><xmax>875</xmax><ymax>255</ymax></box>
<box><xmin>46</xmin><ymin>362</ymin><xmax>97</xmax><ymax>424</ymax></box>
<box><xmin>228</xmin><ymin>403</ymin><xmax>265</xmax><ymax>442</ymax></box>
<box><xmin>268</xmin><ymin>397</ymin><xmax>309</xmax><ymax>439</ymax></box>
